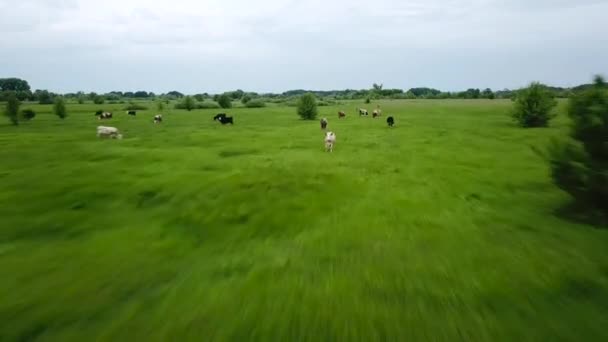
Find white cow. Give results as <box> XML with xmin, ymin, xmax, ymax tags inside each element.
<box><xmin>324</xmin><ymin>131</ymin><xmax>336</xmax><ymax>152</ymax></box>
<box><xmin>97</xmin><ymin>126</ymin><xmax>123</xmax><ymax>139</ymax></box>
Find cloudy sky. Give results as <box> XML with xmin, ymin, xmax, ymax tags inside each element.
<box><xmin>0</xmin><ymin>0</ymin><xmax>607</xmax><ymax>93</ymax></box>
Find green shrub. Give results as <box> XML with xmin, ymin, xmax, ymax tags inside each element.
<box><xmin>241</xmin><ymin>95</ymin><xmax>252</xmax><ymax>104</ymax></box>
<box><xmin>21</xmin><ymin>109</ymin><xmax>36</xmax><ymax>120</ymax></box>
<box><xmin>53</xmin><ymin>97</ymin><xmax>67</xmax><ymax>119</ymax></box>
<box><xmin>296</xmin><ymin>93</ymin><xmax>318</xmax><ymax>120</ymax></box>
<box><xmin>549</xmin><ymin>76</ymin><xmax>608</xmax><ymax>213</ymax></box>
<box><xmin>365</xmin><ymin>98</ymin><xmax>371</xmax><ymax>104</ymax></box>
<box><xmin>245</xmin><ymin>99</ymin><xmax>266</xmax><ymax>108</ymax></box>
<box><xmin>3</xmin><ymin>92</ymin><xmax>20</xmax><ymax>125</ymax></box>
<box><xmin>218</xmin><ymin>94</ymin><xmax>232</xmax><ymax>109</ymax></box>
<box><xmin>175</xmin><ymin>96</ymin><xmax>196</xmax><ymax>111</ymax></box>
<box><xmin>197</xmin><ymin>102</ymin><xmax>220</xmax><ymax>109</ymax></box>
<box><xmin>124</xmin><ymin>103</ymin><xmax>148</xmax><ymax>110</ymax></box>
<box><xmin>93</xmin><ymin>96</ymin><xmax>105</xmax><ymax>105</ymax></box>
<box><xmin>511</xmin><ymin>82</ymin><xmax>557</xmax><ymax>127</ymax></box>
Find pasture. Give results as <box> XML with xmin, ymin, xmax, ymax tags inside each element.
<box><xmin>1</xmin><ymin>100</ymin><xmax>607</xmax><ymax>341</ymax></box>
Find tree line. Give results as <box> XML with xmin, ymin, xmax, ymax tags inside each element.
<box><xmin>0</xmin><ymin>78</ymin><xmax>594</xmax><ymax>105</ymax></box>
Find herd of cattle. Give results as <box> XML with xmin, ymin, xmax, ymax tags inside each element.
<box><xmin>95</xmin><ymin>107</ymin><xmax>395</xmax><ymax>152</ymax></box>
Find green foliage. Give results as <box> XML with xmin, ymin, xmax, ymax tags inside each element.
<box><xmin>244</xmin><ymin>99</ymin><xmax>266</xmax><ymax>108</ymax></box>
<box><xmin>365</xmin><ymin>98</ymin><xmax>371</xmax><ymax>104</ymax></box>
<box><xmin>37</xmin><ymin>90</ymin><xmax>54</xmax><ymax>104</ymax></box>
<box><xmin>176</xmin><ymin>96</ymin><xmax>196</xmax><ymax>111</ymax></box>
<box><xmin>157</xmin><ymin>100</ymin><xmax>165</xmax><ymax>112</ymax></box>
<box><xmin>21</xmin><ymin>109</ymin><xmax>36</xmax><ymax>120</ymax></box>
<box><xmin>218</xmin><ymin>94</ymin><xmax>232</xmax><ymax>109</ymax></box>
<box><xmin>241</xmin><ymin>95</ymin><xmax>252</xmax><ymax>104</ymax></box>
<box><xmin>511</xmin><ymin>82</ymin><xmax>557</xmax><ymax>127</ymax></box>
<box><xmin>296</xmin><ymin>93</ymin><xmax>318</xmax><ymax>120</ymax></box>
<box><xmin>549</xmin><ymin>76</ymin><xmax>608</xmax><ymax>213</ymax></box>
<box><xmin>124</xmin><ymin>103</ymin><xmax>149</xmax><ymax>111</ymax></box>
<box><xmin>53</xmin><ymin>97</ymin><xmax>67</xmax><ymax>119</ymax></box>
<box><xmin>93</xmin><ymin>95</ymin><xmax>105</xmax><ymax>105</ymax></box>
<box><xmin>196</xmin><ymin>102</ymin><xmax>220</xmax><ymax>109</ymax></box>
<box><xmin>3</xmin><ymin>92</ymin><xmax>20</xmax><ymax>125</ymax></box>
<box><xmin>77</xmin><ymin>96</ymin><xmax>85</xmax><ymax>104</ymax></box>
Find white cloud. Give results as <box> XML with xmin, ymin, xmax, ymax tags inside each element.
<box><xmin>0</xmin><ymin>0</ymin><xmax>607</xmax><ymax>92</ymax></box>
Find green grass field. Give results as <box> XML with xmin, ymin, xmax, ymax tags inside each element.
<box><xmin>1</xmin><ymin>100</ymin><xmax>607</xmax><ymax>341</ymax></box>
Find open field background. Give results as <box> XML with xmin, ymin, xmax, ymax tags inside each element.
<box><xmin>1</xmin><ymin>100</ymin><xmax>607</xmax><ymax>341</ymax></box>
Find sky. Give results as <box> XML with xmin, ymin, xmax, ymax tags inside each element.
<box><xmin>0</xmin><ymin>0</ymin><xmax>607</xmax><ymax>94</ymax></box>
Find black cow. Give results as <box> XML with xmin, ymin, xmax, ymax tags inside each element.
<box><xmin>218</xmin><ymin>116</ymin><xmax>234</xmax><ymax>125</ymax></box>
<box><xmin>127</xmin><ymin>110</ymin><xmax>136</xmax><ymax>116</ymax></box>
<box><xmin>320</xmin><ymin>118</ymin><xmax>328</xmax><ymax>130</ymax></box>
<box><xmin>214</xmin><ymin>113</ymin><xmax>227</xmax><ymax>121</ymax></box>
<box><xmin>387</xmin><ymin>116</ymin><xmax>395</xmax><ymax>127</ymax></box>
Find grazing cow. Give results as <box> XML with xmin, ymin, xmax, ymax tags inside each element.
<box><xmin>320</xmin><ymin>117</ymin><xmax>328</xmax><ymax>130</ymax></box>
<box><xmin>97</xmin><ymin>126</ymin><xmax>122</xmax><ymax>139</ymax></box>
<box><xmin>338</xmin><ymin>111</ymin><xmax>346</xmax><ymax>118</ymax></box>
<box><xmin>387</xmin><ymin>116</ymin><xmax>395</xmax><ymax>127</ymax></box>
<box><xmin>127</xmin><ymin>110</ymin><xmax>136</xmax><ymax>116</ymax></box>
<box><xmin>98</xmin><ymin>112</ymin><xmax>112</xmax><ymax>120</ymax></box>
<box><xmin>324</xmin><ymin>131</ymin><xmax>336</xmax><ymax>152</ymax></box>
<box><xmin>213</xmin><ymin>113</ymin><xmax>227</xmax><ymax>121</ymax></box>
<box><xmin>372</xmin><ymin>109</ymin><xmax>382</xmax><ymax>118</ymax></box>
<box><xmin>153</xmin><ymin>114</ymin><xmax>163</xmax><ymax>124</ymax></box>
<box><xmin>218</xmin><ymin>116</ymin><xmax>234</xmax><ymax>125</ymax></box>
<box><xmin>95</xmin><ymin>110</ymin><xmax>103</xmax><ymax>116</ymax></box>
<box><xmin>359</xmin><ymin>108</ymin><xmax>368</xmax><ymax>116</ymax></box>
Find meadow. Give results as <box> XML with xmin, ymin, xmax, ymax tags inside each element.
<box><xmin>1</xmin><ymin>99</ymin><xmax>607</xmax><ymax>341</ymax></box>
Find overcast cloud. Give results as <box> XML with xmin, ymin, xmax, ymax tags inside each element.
<box><xmin>0</xmin><ymin>0</ymin><xmax>606</xmax><ymax>93</ymax></box>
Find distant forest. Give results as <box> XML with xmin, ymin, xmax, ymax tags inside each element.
<box><xmin>0</xmin><ymin>77</ymin><xmax>596</xmax><ymax>104</ymax></box>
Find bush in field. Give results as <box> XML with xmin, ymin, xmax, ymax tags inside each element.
<box><xmin>157</xmin><ymin>100</ymin><xmax>165</xmax><ymax>111</ymax></box>
<box><xmin>175</xmin><ymin>96</ymin><xmax>196</xmax><ymax>111</ymax></box>
<box><xmin>549</xmin><ymin>76</ymin><xmax>608</xmax><ymax>214</ymax></box>
<box><xmin>21</xmin><ymin>109</ymin><xmax>36</xmax><ymax>120</ymax></box>
<box><xmin>197</xmin><ymin>102</ymin><xmax>220</xmax><ymax>109</ymax></box>
<box><xmin>245</xmin><ymin>99</ymin><xmax>266</xmax><ymax>108</ymax></box>
<box><xmin>241</xmin><ymin>95</ymin><xmax>252</xmax><ymax>104</ymax></box>
<box><xmin>77</xmin><ymin>96</ymin><xmax>85</xmax><ymax>104</ymax></box>
<box><xmin>218</xmin><ymin>94</ymin><xmax>232</xmax><ymax>109</ymax></box>
<box><xmin>124</xmin><ymin>103</ymin><xmax>148</xmax><ymax>110</ymax></box>
<box><xmin>93</xmin><ymin>96</ymin><xmax>105</xmax><ymax>104</ymax></box>
<box><xmin>297</xmin><ymin>93</ymin><xmax>317</xmax><ymax>120</ymax></box>
<box><xmin>53</xmin><ymin>97</ymin><xmax>67</xmax><ymax>119</ymax></box>
<box><xmin>512</xmin><ymin>82</ymin><xmax>557</xmax><ymax>127</ymax></box>
<box><xmin>3</xmin><ymin>92</ymin><xmax>20</xmax><ymax>125</ymax></box>
<box><xmin>365</xmin><ymin>98</ymin><xmax>371</xmax><ymax>104</ymax></box>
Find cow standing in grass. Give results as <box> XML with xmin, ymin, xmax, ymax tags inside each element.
<box><xmin>98</xmin><ymin>112</ymin><xmax>112</xmax><ymax>120</ymax></box>
<box><xmin>320</xmin><ymin>118</ymin><xmax>328</xmax><ymax>130</ymax></box>
<box><xmin>387</xmin><ymin>116</ymin><xmax>395</xmax><ymax>127</ymax></box>
<box><xmin>153</xmin><ymin>115</ymin><xmax>163</xmax><ymax>124</ymax></box>
<box><xmin>218</xmin><ymin>116</ymin><xmax>234</xmax><ymax>125</ymax></box>
<box><xmin>338</xmin><ymin>111</ymin><xmax>346</xmax><ymax>118</ymax></box>
<box><xmin>97</xmin><ymin>126</ymin><xmax>122</xmax><ymax>139</ymax></box>
<box><xmin>359</xmin><ymin>108</ymin><xmax>368</xmax><ymax>116</ymax></box>
<box><xmin>127</xmin><ymin>110</ymin><xmax>136</xmax><ymax>116</ymax></box>
<box><xmin>324</xmin><ymin>131</ymin><xmax>336</xmax><ymax>152</ymax></box>
<box><xmin>214</xmin><ymin>113</ymin><xmax>227</xmax><ymax>121</ymax></box>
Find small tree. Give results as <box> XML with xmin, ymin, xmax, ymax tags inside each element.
<box><xmin>181</xmin><ymin>96</ymin><xmax>195</xmax><ymax>111</ymax></box>
<box><xmin>549</xmin><ymin>76</ymin><xmax>608</xmax><ymax>213</ymax></box>
<box><xmin>54</xmin><ymin>97</ymin><xmax>67</xmax><ymax>119</ymax></box>
<box><xmin>296</xmin><ymin>93</ymin><xmax>318</xmax><ymax>120</ymax></box>
<box><xmin>218</xmin><ymin>94</ymin><xmax>232</xmax><ymax>109</ymax></box>
<box><xmin>93</xmin><ymin>95</ymin><xmax>105</xmax><ymax>104</ymax></box>
<box><xmin>3</xmin><ymin>92</ymin><xmax>20</xmax><ymax>125</ymax></box>
<box><xmin>511</xmin><ymin>82</ymin><xmax>557</xmax><ymax>127</ymax></box>
<box><xmin>241</xmin><ymin>95</ymin><xmax>252</xmax><ymax>104</ymax></box>
<box><xmin>157</xmin><ymin>100</ymin><xmax>165</xmax><ymax>112</ymax></box>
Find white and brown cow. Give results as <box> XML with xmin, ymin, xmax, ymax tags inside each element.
<box><xmin>97</xmin><ymin>126</ymin><xmax>123</xmax><ymax>139</ymax></box>
<box><xmin>324</xmin><ymin>131</ymin><xmax>336</xmax><ymax>152</ymax></box>
<box><xmin>153</xmin><ymin>114</ymin><xmax>163</xmax><ymax>124</ymax></box>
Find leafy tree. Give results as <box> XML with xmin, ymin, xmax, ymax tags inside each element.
<box><xmin>54</xmin><ymin>97</ymin><xmax>67</xmax><ymax>119</ymax></box>
<box><xmin>297</xmin><ymin>93</ymin><xmax>318</xmax><ymax>120</ymax></box>
<box><xmin>193</xmin><ymin>94</ymin><xmax>205</xmax><ymax>102</ymax></box>
<box><xmin>365</xmin><ymin>98</ymin><xmax>371</xmax><ymax>104</ymax></box>
<box><xmin>230</xmin><ymin>89</ymin><xmax>244</xmax><ymax>100</ymax></box>
<box><xmin>93</xmin><ymin>95</ymin><xmax>105</xmax><ymax>104</ymax></box>
<box><xmin>218</xmin><ymin>94</ymin><xmax>232</xmax><ymax>109</ymax></box>
<box><xmin>548</xmin><ymin>76</ymin><xmax>608</xmax><ymax>213</ymax></box>
<box><xmin>3</xmin><ymin>92</ymin><xmax>20</xmax><ymax>125</ymax></box>
<box><xmin>37</xmin><ymin>90</ymin><xmax>54</xmax><ymax>104</ymax></box>
<box><xmin>511</xmin><ymin>82</ymin><xmax>557</xmax><ymax>127</ymax></box>
<box><xmin>181</xmin><ymin>96</ymin><xmax>196</xmax><ymax>111</ymax></box>
<box><xmin>241</xmin><ymin>95</ymin><xmax>252</xmax><ymax>104</ymax></box>
<box><xmin>77</xmin><ymin>96</ymin><xmax>85</xmax><ymax>104</ymax></box>
<box><xmin>167</xmin><ymin>91</ymin><xmax>184</xmax><ymax>98</ymax></box>
<box><xmin>482</xmin><ymin>88</ymin><xmax>495</xmax><ymax>99</ymax></box>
